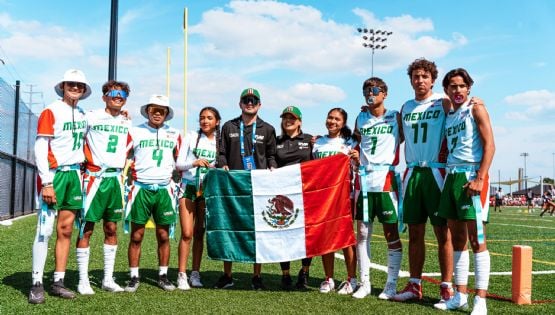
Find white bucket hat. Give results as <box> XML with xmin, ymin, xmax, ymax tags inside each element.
<box><xmin>140</xmin><ymin>94</ymin><xmax>174</xmax><ymax>121</ymax></box>
<box><xmin>54</xmin><ymin>69</ymin><xmax>92</xmax><ymax>100</ymax></box>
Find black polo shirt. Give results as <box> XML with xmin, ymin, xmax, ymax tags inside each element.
<box><xmin>275</xmin><ymin>132</ymin><xmax>313</xmax><ymax>167</ymax></box>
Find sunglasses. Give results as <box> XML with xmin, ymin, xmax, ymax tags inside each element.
<box><xmin>241</xmin><ymin>97</ymin><xmax>260</xmax><ymax>106</ymax></box>
<box><xmin>105</xmin><ymin>89</ymin><xmax>128</xmax><ymax>99</ymax></box>
<box><xmin>148</xmin><ymin>106</ymin><xmax>168</xmax><ymax>115</ymax></box>
<box><xmin>365</xmin><ymin>86</ymin><xmax>382</xmax><ymax>95</ymax></box>
<box><xmin>66</xmin><ymin>81</ymin><xmax>86</xmax><ymax>89</ymax></box>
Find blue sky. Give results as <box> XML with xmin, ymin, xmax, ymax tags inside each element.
<box><xmin>1</xmin><ymin>0</ymin><xmax>554</xmax><ymax>189</ymax></box>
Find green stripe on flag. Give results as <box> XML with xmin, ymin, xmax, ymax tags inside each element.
<box><xmin>204</xmin><ymin>169</ymin><xmax>256</xmax><ymax>262</ymax></box>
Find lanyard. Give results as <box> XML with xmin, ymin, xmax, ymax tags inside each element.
<box><xmin>240</xmin><ymin>121</ymin><xmax>256</xmax><ymax>157</ymax></box>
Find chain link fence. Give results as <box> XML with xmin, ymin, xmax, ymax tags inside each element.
<box><xmin>0</xmin><ymin>77</ymin><xmax>38</xmax><ymax>220</ymax></box>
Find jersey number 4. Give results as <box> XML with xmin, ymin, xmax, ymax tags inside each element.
<box><xmin>152</xmin><ymin>149</ymin><xmax>163</xmax><ymax>167</ymax></box>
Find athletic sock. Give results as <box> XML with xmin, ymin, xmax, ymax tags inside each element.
<box><xmin>76</xmin><ymin>247</ymin><xmax>90</xmax><ymax>284</ymax></box>
<box><xmin>474</xmin><ymin>250</ymin><xmax>490</xmax><ymax>290</ymax></box>
<box><xmin>409</xmin><ymin>278</ymin><xmax>421</xmax><ymax>285</ymax></box>
<box><xmin>53</xmin><ymin>271</ymin><xmax>65</xmax><ymax>282</ymax></box>
<box><xmin>386</xmin><ymin>247</ymin><xmax>402</xmax><ymax>284</ymax></box>
<box><xmin>453</xmin><ymin>250</ymin><xmax>470</xmax><ymax>286</ymax></box>
<box><xmin>130</xmin><ymin>267</ymin><xmax>139</xmax><ymax>278</ymax></box>
<box><xmin>31</xmin><ymin>208</ymin><xmax>55</xmax><ymax>284</ymax></box>
<box><xmin>103</xmin><ymin>244</ymin><xmax>117</xmax><ymax>282</ymax></box>
<box><xmin>159</xmin><ymin>266</ymin><xmax>169</xmax><ymax>276</ymax></box>
<box><xmin>356</xmin><ymin>221</ymin><xmax>372</xmax><ymax>283</ymax></box>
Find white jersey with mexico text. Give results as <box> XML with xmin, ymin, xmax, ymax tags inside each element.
<box><xmin>356</xmin><ymin>109</ymin><xmax>400</xmax><ymax>192</ymax></box>
<box><xmin>401</xmin><ymin>93</ymin><xmax>446</xmax><ymax>164</ymax></box>
<box><xmin>36</xmin><ymin>100</ymin><xmax>87</xmax><ymax>170</ymax></box>
<box><xmin>84</xmin><ymin>109</ymin><xmax>132</xmax><ymax>171</ymax></box>
<box><xmin>130</xmin><ymin>122</ymin><xmax>182</xmax><ymax>185</ymax></box>
<box><xmin>445</xmin><ymin>100</ymin><xmax>483</xmax><ymax>166</ymax></box>
<box><xmin>312</xmin><ymin>135</ymin><xmax>356</xmax><ymax>159</ymax></box>
<box><xmin>176</xmin><ymin>130</ymin><xmax>217</xmax><ymax>184</ymax></box>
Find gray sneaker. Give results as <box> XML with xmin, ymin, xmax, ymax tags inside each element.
<box><xmin>158</xmin><ymin>274</ymin><xmax>176</xmax><ymax>291</ymax></box>
<box><xmin>124</xmin><ymin>276</ymin><xmax>140</xmax><ymax>293</ymax></box>
<box><xmin>50</xmin><ymin>279</ymin><xmax>76</xmax><ymax>299</ymax></box>
<box><xmin>28</xmin><ymin>282</ymin><xmax>45</xmax><ymax>304</ymax></box>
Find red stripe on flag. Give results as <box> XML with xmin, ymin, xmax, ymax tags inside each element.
<box><xmin>301</xmin><ymin>154</ymin><xmax>356</xmax><ymax>257</ymax></box>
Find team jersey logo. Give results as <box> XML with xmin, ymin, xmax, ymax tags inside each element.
<box><xmin>262</xmin><ymin>195</ymin><xmax>299</xmax><ymax>229</ymax></box>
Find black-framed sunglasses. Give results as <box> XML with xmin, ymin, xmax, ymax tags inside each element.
<box><xmin>66</xmin><ymin>81</ymin><xmax>86</xmax><ymax>89</ymax></box>
<box><xmin>365</xmin><ymin>86</ymin><xmax>382</xmax><ymax>95</ymax></box>
<box><xmin>241</xmin><ymin>97</ymin><xmax>260</xmax><ymax>105</ymax></box>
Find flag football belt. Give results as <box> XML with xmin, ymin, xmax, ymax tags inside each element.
<box><xmin>86</xmin><ymin>168</ymin><xmax>122</xmax><ymax>178</ymax></box>
<box><xmin>77</xmin><ymin>168</ymin><xmax>124</xmax><ymax>239</ymax></box>
<box><xmin>406</xmin><ymin>161</ymin><xmax>446</xmax><ymax>168</ymax></box>
<box><xmin>124</xmin><ymin>181</ymin><xmax>177</xmax><ymax>238</ymax></box>
<box><xmin>359</xmin><ymin>164</ymin><xmax>405</xmax><ymax>232</ymax></box>
<box><xmin>447</xmin><ymin>164</ymin><xmax>479</xmax><ymax>174</ymax></box>
<box><xmin>447</xmin><ymin>164</ymin><xmax>485</xmax><ymax>244</ymax></box>
<box><xmin>56</xmin><ymin>164</ymin><xmax>81</xmax><ymax>172</ymax></box>
<box><xmin>134</xmin><ymin>181</ymin><xmax>170</xmax><ymax>191</ymax></box>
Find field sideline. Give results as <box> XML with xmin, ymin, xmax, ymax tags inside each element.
<box><xmin>0</xmin><ymin>206</ymin><xmax>554</xmax><ymax>314</ymax></box>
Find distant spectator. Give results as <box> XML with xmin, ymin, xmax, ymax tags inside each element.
<box><xmin>494</xmin><ymin>188</ymin><xmax>503</xmax><ymax>212</ymax></box>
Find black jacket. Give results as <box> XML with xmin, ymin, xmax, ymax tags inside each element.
<box><xmin>219</xmin><ymin>116</ymin><xmax>277</xmax><ymax>170</ymax></box>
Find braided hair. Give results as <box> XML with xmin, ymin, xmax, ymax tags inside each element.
<box><xmin>194</xmin><ymin>107</ymin><xmax>221</xmax><ymax>167</ymax></box>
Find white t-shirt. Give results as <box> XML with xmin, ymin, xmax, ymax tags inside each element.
<box><xmin>176</xmin><ymin>130</ymin><xmax>217</xmax><ymax>184</ymax></box>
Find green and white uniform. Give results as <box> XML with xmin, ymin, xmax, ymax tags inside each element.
<box><xmin>126</xmin><ymin>123</ymin><xmax>181</xmax><ymax>225</ymax></box>
<box><xmin>83</xmin><ymin>109</ymin><xmax>132</xmax><ymax>222</ymax></box>
<box><xmin>401</xmin><ymin>93</ymin><xmax>447</xmax><ymax>225</ymax></box>
<box><xmin>176</xmin><ymin>130</ymin><xmax>217</xmax><ymax>200</ymax></box>
<box><xmin>439</xmin><ymin>100</ymin><xmax>489</xmax><ymax>221</ymax></box>
<box><xmin>355</xmin><ymin>109</ymin><xmax>401</xmax><ymax>223</ymax></box>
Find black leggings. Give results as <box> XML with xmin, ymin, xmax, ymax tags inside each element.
<box><xmin>280</xmin><ymin>258</ymin><xmax>312</xmax><ymax>271</ymax></box>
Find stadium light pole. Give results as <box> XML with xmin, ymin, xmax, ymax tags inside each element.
<box><xmin>357</xmin><ymin>28</ymin><xmax>392</xmax><ymax>77</ymax></box>
<box><xmin>521</xmin><ymin>152</ymin><xmax>529</xmax><ymax>190</ymax></box>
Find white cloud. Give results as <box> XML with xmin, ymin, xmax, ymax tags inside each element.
<box><xmin>503</xmin><ymin>89</ymin><xmax>555</xmax><ymax>120</ymax></box>
<box><xmin>0</xmin><ymin>13</ymin><xmax>85</xmax><ymax>59</ymax></box>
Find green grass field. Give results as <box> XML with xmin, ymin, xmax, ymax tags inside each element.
<box><xmin>1</xmin><ymin>206</ymin><xmax>554</xmax><ymax>314</ymax></box>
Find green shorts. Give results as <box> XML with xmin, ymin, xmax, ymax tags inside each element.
<box><xmin>181</xmin><ymin>183</ymin><xmax>203</xmax><ymax>201</ymax></box>
<box><xmin>84</xmin><ymin>175</ymin><xmax>124</xmax><ymax>223</ymax></box>
<box><xmin>52</xmin><ymin>169</ymin><xmax>83</xmax><ymax>211</ymax></box>
<box><xmin>438</xmin><ymin>172</ymin><xmax>490</xmax><ymax>222</ymax></box>
<box><xmin>402</xmin><ymin>167</ymin><xmax>446</xmax><ymax>226</ymax></box>
<box><xmin>129</xmin><ymin>185</ymin><xmax>176</xmax><ymax>225</ymax></box>
<box><xmin>355</xmin><ymin>191</ymin><xmax>399</xmax><ymax>224</ymax></box>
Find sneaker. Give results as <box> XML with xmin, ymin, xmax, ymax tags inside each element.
<box><xmin>435</xmin><ymin>291</ymin><xmax>469</xmax><ymax>311</ymax></box>
<box><xmin>102</xmin><ymin>279</ymin><xmax>124</xmax><ymax>292</ymax></box>
<box><xmin>439</xmin><ymin>283</ymin><xmax>454</xmax><ymax>302</ymax></box>
<box><xmin>337</xmin><ymin>279</ymin><xmax>355</xmax><ymax>295</ymax></box>
<box><xmin>77</xmin><ymin>282</ymin><xmax>95</xmax><ymax>295</ymax></box>
<box><xmin>319</xmin><ymin>278</ymin><xmax>335</xmax><ymax>293</ymax></box>
<box><xmin>189</xmin><ymin>271</ymin><xmax>203</xmax><ymax>288</ymax></box>
<box><xmin>471</xmin><ymin>296</ymin><xmax>487</xmax><ymax>315</ymax></box>
<box><xmin>281</xmin><ymin>274</ymin><xmax>293</xmax><ymax>291</ymax></box>
<box><xmin>177</xmin><ymin>272</ymin><xmax>191</xmax><ymax>291</ymax></box>
<box><xmin>378</xmin><ymin>282</ymin><xmax>397</xmax><ymax>300</ymax></box>
<box><xmin>213</xmin><ymin>274</ymin><xmax>234</xmax><ymax>289</ymax></box>
<box><xmin>295</xmin><ymin>269</ymin><xmax>309</xmax><ymax>290</ymax></box>
<box><xmin>50</xmin><ymin>279</ymin><xmax>76</xmax><ymax>299</ymax></box>
<box><xmin>352</xmin><ymin>281</ymin><xmax>371</xmax><ymax>299</ymax></box>
<box><xmin>125</xmin><ymin>276</ymin><xmax>140</xmax><ymax>293</ymax></box>
<box><xmin>28</xmin><ymin>282</ymin><xmax>45</xmax><ymax>304</ymax></box>
<box><xmin>391</xmin><ymin>281</ymin><xmax>422</xmax><ymax>302</ymax></box>
<box><xmin>158</xmin><ymin>274</ymin><xmax>176</xmax><ymax>291</ymax></box>
<box><xmin>251</xmin><ymin>275</ymin><xmax>266</xmax><ymax>290</ymax></box>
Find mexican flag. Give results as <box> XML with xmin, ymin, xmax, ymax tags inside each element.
<box><xmin>204</xmin><ymin>154</ymin><xmax>355</xmax><ymax>263</ymax></box>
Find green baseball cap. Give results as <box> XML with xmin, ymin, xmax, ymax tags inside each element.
<box><xmin>280</xmin><ymin>106</ymin><xmax>302</xmax><ymax>121</ymax></box>
<box><xmin>240</xmin><ymin>88</ymin><xmax>260</xmax><ymax>100</ymax></box>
